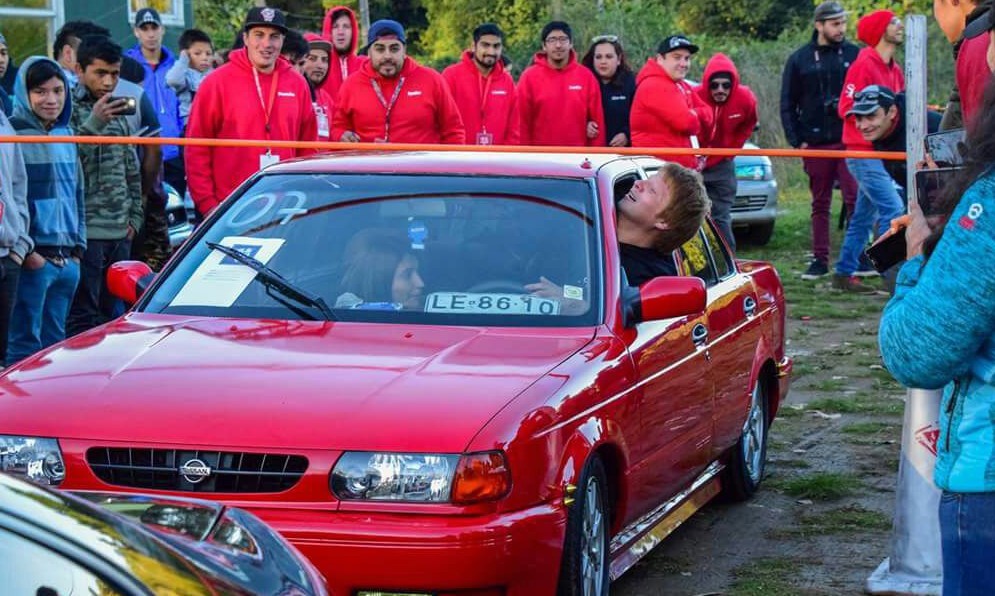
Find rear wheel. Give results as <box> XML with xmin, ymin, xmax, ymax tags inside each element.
<box><xmin>558</xmin><ymin>455</ymin><xmax>610</xmax><ymax>596</ymax></box>
<box><xmin>722</xmin><ymin>376</ymin><xmax>769</xmax><ymax>501</ymax></box>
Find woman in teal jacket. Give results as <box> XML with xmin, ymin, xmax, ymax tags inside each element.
<box><xmin>878</xmin><ymin>80</ymin><xmax>995</xmax><ymax>595</ymax></box>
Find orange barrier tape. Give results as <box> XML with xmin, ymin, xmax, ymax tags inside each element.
<box><xmin>0</xmin><ymin>135</ymin><xmax>908</xmax><ymax>161</ymax></box>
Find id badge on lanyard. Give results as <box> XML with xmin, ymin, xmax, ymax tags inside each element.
<box><xmin>315</xmin><ymin>104</ymin><xmax>330</xmax><ymax>139</ymax></box>
<box><xmin>476</xmin><ymin>74</ymin><xmax>494</xmax><ymax>145</ymax></box>
<box><xmin>254</xmin><ymin>68</ymin><xmax>280</xmax><ymax>170</ymax></box>
<box><xmin>371</xmin><ymin>76</ymin><xmax>405</xmax><ymax>143</ymax></box>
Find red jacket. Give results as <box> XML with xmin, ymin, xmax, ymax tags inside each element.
<box><xmin>331</xmin><ymin>57</ymin><xmax>466</xmax><ymax>144</ymax></box>
<box><xmin>630</xmin><ymin>58</ymin><xmax>713</xmax><ymax>169</ymax></box>
<box><xmin>517</xmin><ymin>52</ymin><xmax>605</xmax><ymax>146</ymax></box>
<box><xmin>838</xmin><ymin>47</ymin><xmax>905</xmax><ymax>149</ymax></box>
<box><xmin>957</xmin><ymin>33</ymin><xmax>988</xmax><ymax>131</ymax></box>
<box><xmin>185</xmin><ymin>49</ymin><xmax>318</xmax><ymax>216</ymax></box>
<box><xmin>696</xmin><ymin>53</ymin><xmax>758</xmax><ymax>169</ymax></box>
<box><xmin>442</xmin><ymin>51</ymin><xmax>520</xmax><ymax>145</ymax></box>
<box><xmin>320</xmin><ymin>6</ymin><xmax>368</xmax><ymax>101</ymax></box>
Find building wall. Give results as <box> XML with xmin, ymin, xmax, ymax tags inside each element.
<box><xmin>66</xmin><ymin>0</ymin><xmax>193</xmax><ymax>54</ymax></box>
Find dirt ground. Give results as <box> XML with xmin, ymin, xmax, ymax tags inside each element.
<box><xmin>614</xmin><ymin>224</ymin><xmax>907</xmax><ymax>595</ymax></box>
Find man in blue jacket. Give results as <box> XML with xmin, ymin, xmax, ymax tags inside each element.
<box><xmin>125</xmin><ymin>8</ymin><xmax>184</xmax><ymax>195</ymax></box>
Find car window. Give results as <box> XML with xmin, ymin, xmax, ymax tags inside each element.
<box><xmin>0</xmin><ymin>528</ymin><xmax>124</xmax><ymax>596</ymax></box>
<box><xmin>144</xmin><ymin>174</ymin><xmax>602</xmax><ymax>326</ymax></box>
<box><xmin>679</xmin><ymin>230</ymin><xmax>719</xmax><ymax>287</ymax></box>
<box><xmin>702</xmin><ymin>220</ymin><xmax>734</xmax><ymax>280</ymax></box>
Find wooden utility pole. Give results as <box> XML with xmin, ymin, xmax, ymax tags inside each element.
<box><xmin>359</xmin><ymin>0</ymin><xmax>370</xmax><ymax>38</ymax></box>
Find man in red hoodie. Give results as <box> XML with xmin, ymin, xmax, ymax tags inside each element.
<box><xmin>696</xmin><ymin>53</ymin><xmax>758</xmax><ymax>251</ymax></box>
<box><xmin>630</xmin><ymin>35</ymin><xmax>713</xmax><ymax>170</ymax></box>
<box><xmin>300</xmin><ymin>33</ymin><xmax>335</xmax><ymax>141</ymax></box>
<box><xmin>442</xmin><ymin>23</ymin><xmax>520</xmax><ymax>145</ymax></box>
<box><xmin>832</xmin><ymin>10</ymin><xmax>905</xmax><ymax>292</ymax></box>
<box><xmin>517</xmin><ymin>21</ymin><xmax>605</xmax><ymax>146</ymax></box>
<box><xmin>332</xmin><ymin>20</ymin><xmax>465</xmax><ymax>144</ymax></box>
<box><xmin>320</xmin><ymin>6</ymin><xmax>367</xmax><ymax>102</ymax></box>
<box><xmin>185</xmin><ymin>7</ymin><xmax>318</xmax><ymax>217</ymax></box>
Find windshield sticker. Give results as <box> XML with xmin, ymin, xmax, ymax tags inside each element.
<box><xmin>171</xmin><ymin>236</ymin><xmax>286</xmax><ymax>307</ymax></box>
<box><xmin>424</xmin><ymin>292</ymin><xmax>561</xmax><ymax>315</ymax></box>
<box><xmin>563</xmin><ymin>285</ymin><xmax>584</xmax><ymax>300</ymax></box>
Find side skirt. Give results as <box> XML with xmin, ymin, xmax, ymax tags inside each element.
<box><xmin>608</xmin><ymin>461</ymin><xmax>724</xmax><ymax>581</ymax></box>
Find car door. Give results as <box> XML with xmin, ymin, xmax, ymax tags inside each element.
<box><xmin>622</xmin><ymin>230</ymin><xmax>713</xmax><ymax>520</ymax></box>
<box><xmin>694</xmin><ymin>221</ymin><xmax>764</xmax><ymax>456</ymax></box>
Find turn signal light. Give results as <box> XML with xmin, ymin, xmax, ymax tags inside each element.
<box><xmin>450</xmin><ymin>451</ymin><xmax>511</xmax><ymax>505</ymax></box>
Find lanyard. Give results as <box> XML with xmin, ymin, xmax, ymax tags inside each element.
<box><xmin>253</xmin><ymin>67</ymin><xmax>280</xmax><ymax>137</ymax></box>
<box><xmin>340</xmin><ymin>56</ymin><xmax>350</xmax><ymax>81</ymax></box>
<box><xmin>477</xmin><ymin>72</ymin><xmax>493</xmax><ymax>130</ymax></box>
<box><xmin>371</xmin><ymin>76</ymin><xmax>405</xmax><ymax>142</ymax></box>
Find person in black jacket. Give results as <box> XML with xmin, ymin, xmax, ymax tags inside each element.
<box><xmin>781</xmin><ymin>1</ymin><xmax>861</xmax><ymax>280</ymax></box>
<box><xmin>582</xmin><ymin>35</ymin><xmax>636</xmax><ymax>147</ymax></box>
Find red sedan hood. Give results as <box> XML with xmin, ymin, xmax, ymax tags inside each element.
<box><xmin>0</xmin><ymin>315</ymin><xmax>593</xmax><ymax>452</ymax></box>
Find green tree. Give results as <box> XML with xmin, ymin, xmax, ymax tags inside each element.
<box><xmin>193</xmin><ymin>0</ymin><xmax>256</xmax><ymax>50</ymax></box>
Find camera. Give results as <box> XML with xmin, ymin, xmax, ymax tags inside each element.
<box><xmin>824</xmin><ymin>96</ymin><xmax>840</xmax><ymax>116</ymax></box>
<box><xmin>107</xmin><ymin>96</ymin><xmax>138</xmax><ymax>116</ymax></box>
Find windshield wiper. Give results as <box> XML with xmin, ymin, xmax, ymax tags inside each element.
<box><xmin>206</xmin><ymin>241</ymin><xmax>335</xmax><ymax>321</ymax></box>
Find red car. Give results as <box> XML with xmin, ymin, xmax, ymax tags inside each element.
<box><xmin>0</xmin><ymin>152</ymin><xmax>791</xmax><ymax>596</ymax></box>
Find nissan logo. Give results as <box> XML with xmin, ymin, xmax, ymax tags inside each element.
<box><xmin>179</xmin><ymin>458</ymin><xmax>212</xmax><ymax>484</ymax></box>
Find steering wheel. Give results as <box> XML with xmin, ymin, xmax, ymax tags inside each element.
<box><xmin>466</xmin><ymin>280</ymin><xmax>525</xmax><ymax>294</ymax></box>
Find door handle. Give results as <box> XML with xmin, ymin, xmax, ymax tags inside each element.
<box><xmin>744</xmin><ymin>296</ymin><xmax>757</xmax><ymax>317</ymax></box>
<box><xmin>691</xmin><ymin>323</ymin><xmax>708</xmax><ymax>346</ymax></box>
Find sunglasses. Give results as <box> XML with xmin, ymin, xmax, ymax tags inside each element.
<box><xmin>591</xmin><ymin>34</ymin><xmax>619</xmax><ymax>44</ymax></box>
<box><xmin>853</xmin><ymin>90</ymin><xmax>889</xmax><ymax>103</ymax></box>
<box><xmin>710</xmin><ymin>81</ymin><xmax>732</xmax><ymax>90</ymax></box>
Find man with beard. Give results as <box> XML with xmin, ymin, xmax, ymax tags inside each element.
<box><xmin>832</xmin><ymin>10</ymin><xmax>905</xmax><ymax>292</ymax></box>
<box><xmin>781</xmin><ymin>1</ymin><xmax>860</xmax><ymax>279</ymax></box>
<box><xmin>185</xmin><ymin>7</ymin><xmax>317</xmax><ymax>217</ymax></box>
<box><xmin>332</xmin><ymin>20</ymin><xmax>464</xmax><ymax>144</ymax></box>
<box><xmin>442</xmin><ymin>23</ymin><xmax>519</xmax><ymax>145</ymax></box>
<box><xmin>301</xmin><ymin>33</ymin><xmax>335</xmax><ymax>141</ymax></box>
<box><xmin>517</xmin><ymin>21</ymin><xmax>605</xmax><ymax>146</ymax></box>
<box><xmin>320</xmin><ymin>6</ymin><xmax>367</xmax><ymax>101</ymax></box>
<box><xmin>696</xmin><ymin>53</ymin><xmax>758</xmax><ymax>251</ymax></box>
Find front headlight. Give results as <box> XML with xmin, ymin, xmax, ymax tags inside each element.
<box><xmin>331</xmin><ymin>452</ymin><xmax>459</xmax><ymax>502</ymax></box>
<box><xmin>0</xmin><ymin>435</ymin><xmax>65</xmax><ymax>485</ymax></box>
<box><xmin>735</xmin><ymin>164</ymin><xmax>773</xmax><ymax>181</ymax></box>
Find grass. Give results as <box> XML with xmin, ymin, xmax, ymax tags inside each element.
<box><xmin>842</xmin><ymin>422</ymin><xmax>898</xmax><ymax>436</ymax></box>
<box><xmin>767</xmin><ymin>472</ymin><xmax>862</xmax><ymax>501</ymax></box>
<box><xmin>729</xmin><ymin>557</ymin><xmax>802</xmax><ymax>596</ymax></box>
<box><xmin>772</xmin><ymin>506</ymin><xmax>892</xmax><ymax>539</ymax></box>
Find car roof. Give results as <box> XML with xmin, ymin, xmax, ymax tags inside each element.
<box><xmin>266</xmin><ymin>150</ymin><xmax>642</xmax><ymax>178</ymax></box>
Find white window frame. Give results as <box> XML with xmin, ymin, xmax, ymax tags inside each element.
<box><xmin>0</xmin><ymin>1</ymin><xmax>65</xmax><ymax>59</ymax></box>
<box><xmin>127</xmin><ymin>0</ymin><xmax>185</xmax><ymax>28</ymax></box>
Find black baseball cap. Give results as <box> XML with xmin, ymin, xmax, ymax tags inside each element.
<box><xmin>244</xmin><ymin>6</ymin><xmax>289</xmax><ymax>34</ymax></box>
<box><xmin>658</xmin><ymin>35</ymin><xmax>699</xmax><ymax>55</ymax></box>
<box><xmin>846</xmin><ymin>85</ymin><xmax>896</xmax><ymax>116</ymax></box>
<box><xmin>134</xmin><ymin>8</ymin><xmax>162</xmax><ymax>28</ymax></box>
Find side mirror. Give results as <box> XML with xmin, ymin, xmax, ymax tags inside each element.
<box><xmin>107</xmin><ymin>260</ymin><xmax>155</xmax><ymax>305</ymax></box>
<box><xmin>635</xmin><ymin>276</ymin><xmax>706</xmax><ymax>324</ymax></box>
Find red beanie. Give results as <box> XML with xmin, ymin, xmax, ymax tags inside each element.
<box><xmin>857</xmin><ymin>10</ymin><xmax>895</xmax><ymax>47</ymax></box>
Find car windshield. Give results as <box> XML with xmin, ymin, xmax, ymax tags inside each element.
<box><xmin>143</xmin><ymin>174</ymin><xmax>602</xmax><ymax>326</ymax></box>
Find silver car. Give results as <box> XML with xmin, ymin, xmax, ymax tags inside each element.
<box><xmin>165</xmin><ymin>182</ymin><xmax>197</xmax><ymax>248</ymax></box>
<box><xmin>732</xmin><ymin>142</ymin><xmax>778</xmax><ymax>246</ymax></box>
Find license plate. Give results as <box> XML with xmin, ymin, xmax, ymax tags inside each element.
<box><xmin>424</xmin><ymin>292</ymin><xmax>561</xmax><ymax>315</ymax></box>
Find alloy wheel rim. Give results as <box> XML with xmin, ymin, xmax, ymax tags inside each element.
<box><xmin>580</xmin><ymin>477</ymin><xmax>606</xmax><ymax>595</ymax></box>
<box><xmin>742</xmin><ymin>383</ymin><xmax>765</xmax><ymax>483</ymax></box>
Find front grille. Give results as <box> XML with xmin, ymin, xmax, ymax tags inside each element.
<box><xmin>732</xmin><ymin>195</ymin><xmax>769</xmax><ymax>213</ymax></box>
<box><xmin>86</xmin><ymin>447</ymin><xmax>308</xmax><ymax>493</ymax></box>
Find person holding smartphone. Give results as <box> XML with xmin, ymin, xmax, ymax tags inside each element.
<box><xmin>879</xmin><ymin>77</ymin><xmax>995</xmax><ymax>595</ymax></box>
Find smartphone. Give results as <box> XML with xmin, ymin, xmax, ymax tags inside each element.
<box><xmin>864</xmin><ymin>227</ymin><xmax>907</xmax><ymax>273</ymax></box>
<box><xmin>914</xmin><ymin>167</ymin><xmax>960</xmax><ymax>216</ymax></box>
<box><xmin>924</xmin><ymin>129</ymin><xmax>966</xmax><ymax>167</ymax></box>
<box><xmin>107</xmin><ymin>96</ymin><xmax>138</xmax><ymax>116</ymax></box>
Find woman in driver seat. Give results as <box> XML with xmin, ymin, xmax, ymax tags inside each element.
<box><xmin>335</xmin><ymin>229</ymin><xmax>426</xmax><ymax>310</ymax></box>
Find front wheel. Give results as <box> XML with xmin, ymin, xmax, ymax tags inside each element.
<box><xmin>722</xmin><ymin>376</ymin><xmax>769</xmax><ymax>501</ymax></box>
<box><xmin>558</xmin><ymin>455</ymin><xmax>610</xmax><ymax>596</ymax></box>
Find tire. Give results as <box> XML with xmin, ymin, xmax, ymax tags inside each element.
<box><xmin>557</xmin><ymin>455</ymin><xmax>610</xmax><ymax>596</ymax></box>
<box><xmin>745</xmin><ymin>221</ymin><xmax>775</xmax><ymax>246</ymax></box>
<box><xmin>722</xmin><ymin>376</ymin><xmax>770</xmax><ymax>501</ymax></box>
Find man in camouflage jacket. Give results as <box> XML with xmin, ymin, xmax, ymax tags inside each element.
<box><xmin>67</xmin><ymin>36</ymin><xmax>143</xmax><ymax>336</ymax></box>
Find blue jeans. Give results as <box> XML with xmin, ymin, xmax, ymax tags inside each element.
<box><xmin>835</xmin><ymin>158</ymin><xmax>904</xmax><ymax>276</ymax></box>
<box><xmin>7</xmin><ymin>258</ymin><xmax>80</xmax><ymax>365</ymax></box>
<box><xmin>939</xmin><ymin>491</ymin><xmax>995</xmax><ymax>595</ymax></box>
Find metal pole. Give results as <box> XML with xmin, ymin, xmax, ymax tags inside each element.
<box><xmin>359</xmin><ymin>0</ymin><xmax>371</xmax><ymax>39</ymax></box>
<box><xmin>866</xmin><ymin>14</ymin><xmax>943</xmax><ymax>596</ymax></box>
